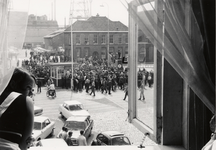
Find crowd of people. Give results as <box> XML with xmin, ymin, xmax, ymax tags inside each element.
<box><xmin>57</xmin><ymin>127</ymin><xmax>87</xmax><ymax>146</ymax></box>
<box><xmin>21</xmin><ymin>51</ymin><xmax>154</xmax><ymax>98</ymax></box>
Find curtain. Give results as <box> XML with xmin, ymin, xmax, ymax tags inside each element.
<box><xmin>121</xmin><ymin>0</ymin><xmax>215</xmax><ymax>113</ymax></box>
<box><xmin>0</xmin><ymin>0</ymin><xmax>29</xmax><ymax>95</ymax></box>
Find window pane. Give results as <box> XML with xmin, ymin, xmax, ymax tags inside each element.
<box><xmin>93</xmin><ymin>34</ymin><xmax>98</xmax><ymax>44</ymax></box>
<box><xmin>136</xmin><ymin>34</ymin><xmax>154</xmax><ymax>129</ymax></box>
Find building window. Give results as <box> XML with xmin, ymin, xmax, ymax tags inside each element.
<box><xmin>125</xmin><ymin>34</ymin><xmax>128</xmax><ymax>43</ymax></box>
<box><xmin>84</xmin><ymin>47</ymin><xmax>89</xmax><ymax>57</ymax></box>
<box><xmin>93</xmin><ymin>34</ymin><xmax>98</xmax><ymax>44</ymax></box>
<box><xmin>76</xmin><ymin>34</ymin><xmax>81</xmax><ymax>45</ymax></box>
<box><xmin>84</xmin><ymin>34</ymin><xmax>89</xmax><ymax>45</ymax></box>
<box><xmin>110</xmin><ymin>34</ymin><xmax>114</xmax><ymax>44</ymax></box>
<box><xmin>118</xmin><ymin>34</ymin><xmax>122</xmax><ymax>44</ymax></box>
<box><xmin>101</xmin><ymin>35</ymin><xmax>106</xmax><ymax>44</ymax></box>
<box><xmin>76</xmin><ymin>48</ymin><xmax>81</xmax><ymax>58</ymax></box>
<box><xmin>101</xmin><ymin>47</ymin><xmax>106</xmax><ymax>59</ymax></box>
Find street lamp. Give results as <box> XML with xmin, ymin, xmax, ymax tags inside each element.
<box><xmin>100</xmin><ymin>3</ymin><xmax>109</xmax><ymax>66</ymax></box>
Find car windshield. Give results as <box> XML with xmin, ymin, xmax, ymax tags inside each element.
<box><xmin>64</xmin><ymin>121</ymin><xmax>85</xmax><ymax>130</ymax></box>
<box><xmin>34</xmin><ymin>122</ymin><xmax>42</xmax><ymax>130</ymax></box>
<box><xmin>111</xmin><ymin>137</ymin><xmax>131</xmax><ymax>145</ymax></box>
<box><xmin>69</xmin><ymin>104</ymin><xmax>83</xmax><ymax>111</ymax></box>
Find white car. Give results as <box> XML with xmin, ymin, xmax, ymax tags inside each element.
<box><xmin>34</xmin><ymin>105</ymin><xmax>43</xmax><ymax>116</ymax></box>
<box><xmin>58</xmin><ymin>100</ymin><xmax>90</xmax><ymax>119</ymax></box>
<box><xmin>32</xmin><ymin>116</ymin><xmax>55</xmax><ymax>141</ymax></box>
<box><xmin>58</xmin><ymin>115</ymin><xmax>94</xmax><ymax>145</ymax></box>
<box><xmin>36</xmin><ymin>138</ymin><xmax>68</xmax><ymax>147</ymax></box>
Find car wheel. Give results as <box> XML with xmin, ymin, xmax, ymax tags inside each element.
<box><xmin>50</xmin><ymin>128</ymin><xmax>54</xmax><ymax>137</ymax></box>
<box><xmin>60</xmin><ymin>112</ymin><xmax>64</xmax><ymax>118</ymax></box>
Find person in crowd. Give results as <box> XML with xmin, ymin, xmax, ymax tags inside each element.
<box><xmin>123</xmin><ymin>83</ymin><xmax>128</xmax><ymax>100</ymax></box>
<box><xmin>107</xmin><ymin>75</ymin><xmax>112</xmax><ymax>95</ymax></box>
<box><xmin>101</xmin><ymin>77</ymin><xmax>107</xmax><ymax>94</ymax></box>
<box><xmin>0</xmin><ymin>67</ymin><xmax>36</xmax><ymax>150</ymax></box>
<box><xmin>59</xmin><ymin>127</ymin><xmax>68</xmax><ymax>142</ymax></box>
<box><xmin>84</xmin><ymin>77</ymin><xmax>90</xmax><ymax>93</ymax></box>
<box><xmin>148</xmin><ymin>70</ymin><xmax>154</xmax><ymax>88</ymax></box>
<box><xmin>65</xmin><ymin>131</ymin><xmax>73</xmax><ymax>146</ymax></box>
<box><xmin>89</xmin><ymin>77</ymin><xmax>96</xmax><ymax>96</ymax></box>
<box><xmin>77</xmin><ymin>130</ymin><xmax>87</xmax><ymax>146</ymax></box>
<box><xmin>47</xmin><ymin>81</ymin><xmax>56</xmax><ymax>97</ymax></box>
<box><xmin>36</xmin><ymin>78</ymin><xmax>42</xmax><ymax>93</ymax></box>
<box><xmin>202</xmin><ymin>115</ymin><xmax>216</xmax><ymax>150</ymax></box>
<box><xmin>138</xmin><ymin>80</ymin><xmax>145</xmax><ymax>101</ymax></box>
<box><xmin>61</xmin><ymin>74</ymin><xmax>66</xmax><ymax>89</ymax></box>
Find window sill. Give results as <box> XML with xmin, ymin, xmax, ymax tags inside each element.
<box><xmin>29</xmin><ymin>145</ymin><xmax>185</xmax><ymax>150</ymax></box>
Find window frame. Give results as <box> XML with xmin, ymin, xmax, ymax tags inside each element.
<box><xmin>118</xmin><ymin>34</ymin><xmax>122</xmax><ymax>44</ymax></box>
<box><xmin>93</xmin><ymin>34</ymin><xmax>98</xmax><ymax>44</ymax></box>
<box><xmin>75</xmin><ymin>34</ymin><xmax>81</xmax><ymax>45</ymax></box>
<box><xmin>101</xmin><ymin>34</ymin><xmax>106</xmax><ymax>44</ymax></box>
<box><xmin>110</xmin><ymin>34</ymin><xmax>114</xmax><ymax>44</ymax></box>
<box><xmin>84</xmin><ymin>34</ymin><xmax>89</xmax><ymax>45</ymax></box>
<box><xmin>128</xmin><ymin>1</ymin><xmax>186</xmax><ymax>147</ymax></box>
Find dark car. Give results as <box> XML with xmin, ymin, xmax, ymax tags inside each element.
<box><xmin>92</xmin><ymin>131</ymin><xmax>131</xmax><ymax>146</ymax></box>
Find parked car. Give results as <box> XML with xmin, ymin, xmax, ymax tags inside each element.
<box><xmin>58</xmin><ymin>100</ymin><xmax>90</xmax><ymax>119</ymax></box>
<box><xmin>58</xmin><ymin>115</ymin><xmax>94</xmax><ymax>145</ymax></box>
<box><xmin>92</xmin><ymin>131</ymin><xmax>131</xmax><ymax>146</ymax></box>
<box><xmin>34</xmin><ymin>105</ymin><xmax>43</xmax><ymax>116</ymax></box>
<box><xmin>35</xmin><ymin>138</ymin><xmax>68</xmax><ymax>147</ymax></box>
<box><xmin>32</xmin><ymin>116</ymin><xmax>55</xmax><ymax>141</ymax></box>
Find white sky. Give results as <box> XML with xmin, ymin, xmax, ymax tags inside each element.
<box><xmin>12</xmin><ymin>0</ymin><xmax>129</xmax><ymax>26</ymax></box>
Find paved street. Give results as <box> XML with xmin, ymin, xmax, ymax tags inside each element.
<box><xmin>33</xmin><ymin>85</ymin><xmax>155</xmax><ymax>146</ymax></box>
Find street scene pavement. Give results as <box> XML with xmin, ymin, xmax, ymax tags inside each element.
<box><xmin>33</xmin><ymin>85</ymin><xmax>156</xmax><ymax>146</ymax></box>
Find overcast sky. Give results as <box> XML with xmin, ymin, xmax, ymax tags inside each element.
<box><xmin>13</xmin><ymin>0</ymin><xmax>129</xmax><ymax>26</ymax></box>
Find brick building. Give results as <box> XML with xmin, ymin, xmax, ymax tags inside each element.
<box><xmin>44</xmin><ymin>14</ymin><xmax>153</xmax><ymax>63</ymax></box>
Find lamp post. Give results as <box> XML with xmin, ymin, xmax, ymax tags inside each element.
<box><xmin>100</xmin><ymin>3</ymin><xmax>109</xmax><ymax>66</ymax></box>
<box><xmin>70</xmin><ymin>19</ymin><xmax>73</xmax><ymax>90</ymax></box>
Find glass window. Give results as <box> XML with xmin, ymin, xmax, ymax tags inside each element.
<box><xmin>69</xmin><ymin>104</ymin><xmax>83</xmax><ymax>110</ymax></box>
<box><xmin>97</xmin><ymin>134</ymin><xmax>109</xmax><ymax>145</ymax></box>
<box><xmin>101</xmin><ymin>35</ymin><xmax>106</xmax><ymax>44</ymax></box>
<box><xmin>118</xmin><ymin>34</ymin><xmax>122</xmax><ymax>44</ymax></box>
<box><xmin>110</xmin><ymin>34</ymin><xmax>113</xmax><ymax>44</ymax></box>
<box><xmin>65</xmin><ymin>121</ymin><xmax>85</xmax><ymax>130</ymax></box>
<box><xmin>101</xmin><ymin>47</ymin><xmax>106</xmax><ymax>59</ymax></box>
<box><xmin>76</xmin><ymin>34</ymin><xmax>81</xmax><ymax>44</ymax></box>
<box><xmin>111</xmin><ymin>137</ymin><xmax>131</xmax><ymax>145</ymax></box>
<box><xmin>34</xmin><ymin>122</ymin><xmax>42</xmax><ymax>130</ymax></box>
<box><xmin>84</xmin><ymin>34</ymin><xmax>89</xmax><ymax>45</ymax></box>
<box><xmin>93</xmin><ymin>34</ymin><xmax>98</xmax><ymax>44</ymax></box>
<box><xmin>76</xmin><ymin>48</ymin><xmax>81</xmax><ymax>58</ymax></box>
<box><xmin>84</xmin><ymin>47</ymin><xmax>89</xmax><ymax>57</ymax></box>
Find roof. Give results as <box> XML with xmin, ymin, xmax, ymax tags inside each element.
<box><xmin>65</xmin><ymin>15</ymin><xmax>128</xmax><ymax>32</ymax></box>
<box><xmin>66</xmin><ymin>116</ymin><xmax>89</xmax><ymax>122</ymax></box>
<box><xmin>39</xmin><ymin>138</ymin><xmax>68</xmax><ymax>147</ymax></box>
<box><xmin>64</xmin><ymin>100</ymin><xmax>82</xmax><ymax>105</ymax></box>
<box><xmin>34</xmin><ymin>116</ymin><xmax>49</xmax><ymax>122</ymax></box>
<box><xmin>101</xmin><ymin>131</ymin><xmax>124</xmax><ymax>138</ymax></box>
<box><xmin>44</xmin><ymin>29</ymin><xmax>65</xmax><ymax>38</ymax></box>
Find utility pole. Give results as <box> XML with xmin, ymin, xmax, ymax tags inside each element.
<box><xmin>69</xmin><ymin>0</ymin><xmax>91</xmax><ymax>89</ymax></box>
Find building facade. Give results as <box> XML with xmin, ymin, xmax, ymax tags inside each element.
<box><xmin>44</xmin><ymin>15</ymin><xmax>154</xmax><ymax>64</ymax></box>
<box><xmin>24</xmin><ymin>14</ymin><xmax>59</xmax><ymax>49</ymax></box>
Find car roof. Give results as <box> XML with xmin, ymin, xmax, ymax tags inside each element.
<box><xmin>64</xmin><ymin>100</ymin><xmax>82</xmax><ymax>105</ymax></box>
<box><xmin>39</xmin><ymin>138</ymin><xmax>68</xmax><ymax>147</ymax></box>
<box><xmin>100</xmin><ymin>131</ymin><xmax>125</xmax><ymax>138</ymax></box>
<box><xmin>34</xmin><ymin>116</ymin><xmax>49</xmax><ymax>122</ymax></box>
<box><xmin>66</xmin><ymin>115</ymin><xmax>89</xmax><ymax>122</ymax></box>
